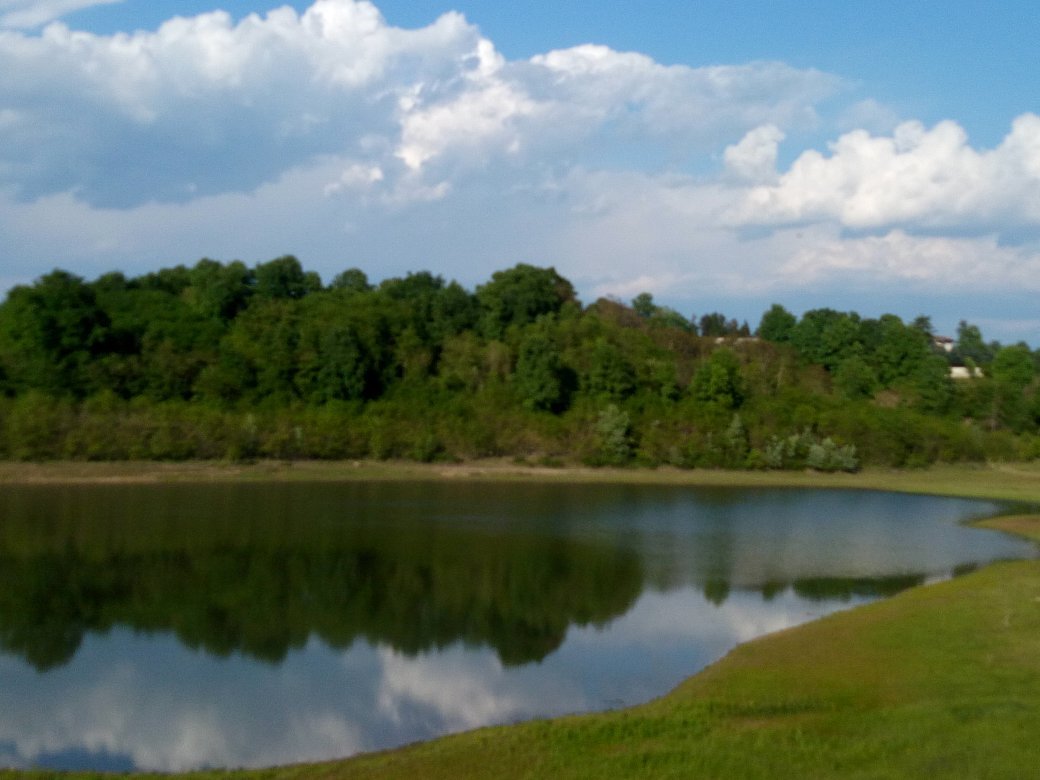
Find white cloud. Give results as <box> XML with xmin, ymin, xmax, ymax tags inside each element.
<box><xmin>0</xmin><ymin>0</ymin><xmax>486</xmax><ymax>205</ymax></box>
<box><xmin>377</xmin><ymin>649</ymin><xmax>540</xmax><ymax>731</ymax></box>
<box><xmin>732</xmin><ymin>114</ymin><xmax>1040</xmax><ymax>231</ymax></box>
<box><xmin>723</xmin><ymin>124</ymin><xmax>785</xmax><ymax>181</ymax></box>
<box><xmin>527</xmin><ymin>47</ymin><xmax>837</xmax><ymax>143</ymax></box>
<box><xmin>0</xmin><ymin>0</ymin><xmax>841</xmax><ymax>207</ymax></box>
<box><xmin>778</xmin><ymin>229</ymin><xmax>1040</xmax><ymax>292</ymax></box>
<box><xmin>0</xmin><ymin>0</ymin><xmax>120</xmax><ymax>29</ymax></box>
<box><xmin>836</xmin><ymin>98</ymin><xmax>901</xmax><ymax>134</ymax></box>
<box><xmin>397</xmin><ymin>77</ymin><xmax>539</xmax><ymax>170</ymax></box>
<box><xmin>323</xmin><ymin>162</ymin><xmax>384</xmax><ymax>196</ymax></box>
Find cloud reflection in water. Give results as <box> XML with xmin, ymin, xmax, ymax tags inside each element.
<box><xmin>0</xmin><ymin>585</ymin><xmax>876</xmax><ymax>771</ymax></box>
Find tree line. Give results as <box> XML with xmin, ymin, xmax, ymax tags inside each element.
<box><xmin>0</xmin><ymin>256</ymin><xmax>1037</xmax><ymax>467</ymax></box>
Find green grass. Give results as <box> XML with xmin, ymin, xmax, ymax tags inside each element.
<box><xmin>320</xmin><ymin>559</ymin><xmax>1040</xmax><ymax>779</ymax></box>
<box><xmin>2</xmin><ymin>461</ymin><xmax>1040</xmax><ymax>779</ymax></box>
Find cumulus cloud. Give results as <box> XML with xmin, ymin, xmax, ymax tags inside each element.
<box><xmin>0</xmin><ymin>0</ymin><xmax>120</xmax><ymax>29</ymax></box>
<box><xmin>723</xmin><ymin>124</ymin><xmax>785</xmax><ymax>181</ymax></box>
<box><xmin>836</xmin><ymin>98</ymin><xmax>901</xmax><ymax>134</ymax></box>
<box><xmin>527</xmin><ymin>47</ymin><xmax>836</xmax><ymax>143</ymax></box>
<box><xmin>0</xmin><ymin>0</ymin><xmax>842</xmax><ymax>208</ymax></box>
<box><xmin>778</xmin><ymin>229</ymin><xmax>1040</xmax><ymax>292</ymax></box>
<box><xmin>0</xmin><ymin>1</ymin><xmax>484</xmax><ymax>205</ymax></box>
<box><xmin>732</xmin><ymin>113</ymin><xmax>1040</xmax><ymax>231</ymax></box>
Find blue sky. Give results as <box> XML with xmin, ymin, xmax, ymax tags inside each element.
<box><xmin>2</xmin><ymin>0</ymin><xmax>1039</xmax><ymax>343</ymax></box>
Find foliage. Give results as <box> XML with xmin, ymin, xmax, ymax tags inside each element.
<box><xmin>592</xmin><ymin>404</ymin><xmax>634</xmax><ymax>465</ymax></box>
<box><xmin>691</xmin><ymin>348</ymin><xmax>745</xmax><ymax>409</ymax></box>
<box><xmin>760</xmin><ymin>429</ymin><xmax>859</xmax><ymax>472</ymax></box>
<box><xmin>0</xmin><ymin>258</ymin><xmax>1037</xmax><ymax>467</ymax></box>
<box><xmin>476</xmin><ymin>263</ymin><xmax>575</xmax><ymax>340</ymax></box>
<box><xmin>514</xmin><ymin>322</ymin><xmax>570</xmax><ymax>412</ymax></box>
<box><xmin>757</xmin><ymin>303</ymin><xmax>796</xmax><ymax>343</ymax></box>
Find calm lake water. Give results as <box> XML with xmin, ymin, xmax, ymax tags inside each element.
<box><xmin>0</xmin><ymin>481</ymin><xmax>1034</xmax><ymax>772</ymax></box>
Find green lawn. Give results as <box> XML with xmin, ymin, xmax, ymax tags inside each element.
<box><xmin>2</xmin><ymin>461</ymin><xmax>1039</xmax><ymax>779</ymax></box>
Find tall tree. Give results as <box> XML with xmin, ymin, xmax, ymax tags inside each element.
<box><xmin>954</xmin><ymin>321</ymin><xmax>995</xmax><ymax>367</ymax></box>
<box><xmin>0</xmin><ymin>270</ymin><xmax>109</xmax><ymax>397</ymax></box>
<box><xmin>757</xmin><ymin>304</ymin><xmax>797</xmax><ymax>343</ymax></box>
<box><xmin>183</xmin><ymin>259</ymin><xmax>254</xmax><ymax>322</ymax></box>
<box><xmin>254</xmin><ymin>255</ymin><xmax>321</xmax><ymax>300</ymax></box>
<box><xmin>514</xmin><ymin>324</ymin><xmax>571</xmax><ymax>412</ymax></box>
<box><xmin>692</xmin><ymin>348</ymin><xmax>745</xmax><ymax>409</ymax></box>
<box><xmin>477</xmin><ymin>264</ymin><xmax>576</xmax><ymax>341</ymax></box>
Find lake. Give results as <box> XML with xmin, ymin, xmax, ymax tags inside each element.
<box><xmin>0</xmin><ymin>481</ymin><xmax>1034</xmax><ymax>772</ymax></box>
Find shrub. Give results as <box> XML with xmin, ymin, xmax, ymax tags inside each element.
<box><xmin>593</xmin><ymin>405</ymin><xmax>634</xmax><ymax>465</ymax></box>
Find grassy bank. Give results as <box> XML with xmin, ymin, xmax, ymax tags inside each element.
<box><xmin>314</xmin><ymin>558</ymin><xmax>1040</xmax><ymax>780</ymax></box>
<box><xmin>1</xmin><ymin>462</ymin><xmax>1039</xmax><ymax>779</ymax></box>
<box><xmin>2</xmin><ymin>459</ymin><xmax>1040</xmax><ymax>502</ymax></box>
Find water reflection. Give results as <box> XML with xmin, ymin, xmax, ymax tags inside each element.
<box><xmin>0</xmin><ymin>482</ymin><xmax>1034</xmax><ymax>771</ymax></box>
<box><xmin>0</xmin><ymin>588</ymin><xmax>880</xmax><ymax>772</ymax></box>
<box><xmin>0</xmin><ymin>513</ymin><xmax>644</xmax><ymax>670</ymax></box>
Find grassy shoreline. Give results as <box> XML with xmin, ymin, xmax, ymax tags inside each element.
<box><xmin>2</xmin><ymin>458</ymin><xmax>1040</xmax><ymax>502</ymax></box>
<box><xmin>1</xmin><ymin>460</ymin><xmax>1039</xmax><ymax>778</ymax></box>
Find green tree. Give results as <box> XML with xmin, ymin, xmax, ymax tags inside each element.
<box><xmin>834</xmin><ymin>356</ymin><xmax>877</xmax><ymax>399</ymax></box>
<box><xmin>757</xmin><ymin>304</ymin><xmax>797</xmax><ymax>343</ymax></box>
<box><xmin>699</xmin><ymin>312</ymin><xmax>739</xmax><ymax>338</ymax></box>
<box><xmin>218</xmin><ymin>299</ymin><xmax>301</xmax><ymax>402</ymax></box>
<box><xmin>329</xmin><ymin>268</ymin><xmax>371</xmax><ymax>293</ymax></box>
<box><xmin>0</xmin><ymin>270</ymin><xmax>110</xmax><ymax>397</ymax></box>
<box><xmin>791</xmin><ymin>309</ymin><xmax>862</xmax><ymax>371</ymax></box>
<box><xmin>379</xmin><ymin>272</ymin><xmax>477</xmax><ymax>347</ymax></box>
<box><xmin>477</xmin><ymin>264</ymin><xmax>576</xmax><ymax>341</ymax></box>
<box><xmin>585</xmin><ymin>339</ymin><xmax>635</xmax><ymax>400</ymax></box>
<box><xmin>594</xmin><ymin>404</ymin><xmax>634</xmax><ymax>465</ymax></box>
<box><xmin>911</xmin><ymin>354</ymin><xmax>955</xmax><ymax>414</ymax></box>
<box><xmin>869</xmin><ymin>314</ymin><xmax>931</xmax><ymax>386</ymax></box>
<box><xmin>989</xmin><ymin>344</ymin><xmax>1036</xmax><ymax>431</ymax></box>
<box><xmin>295</xmin><ymin>293</ymin><xmax>392</xmax><ymax>403</ymax></box>
<box><xmin>254</xmin><ymin>255</ymin><xmax>321</xmax><ymax>300</ymax></box>
<box><xmin>991</xmin><ymin>344</ymin><xmax>1035</xmax><ymax>388</ymax></box>
<box><xmin>954</xmin><ymin>320</ymin><xmax>995</xmax><ymax>367</ymax></box>
<box><xmin>514</xmin><ymin>326</ymin><xmax>570</xmax><ymax>412</ymax></box>
<box><xmin>632</xmin><ymin>292</ymin><xmax>656</xmax><ymax>318</ymax></box>
<box><xmin>183</xmin><ymin>259</ymin><xmax>254</xmax><ymax>321</ymax></box>
<box><xmin>692</xmin><ymin>348</ymin><xmax>745</xmax><ymax>409</ymax></box>
<box><xmin>139</xmin><ymin>265</ymin><xmax>193</xmax><ymax>296</ymax></box>
<box><xmin>649</xmin><ymin>307</ymin><xmax>694</xmax><ymax>332</ymax></box>
<box><xmin>723</xmin><ymin>413</ymin><xmax>750</xmax><ymax>467</ymax></box>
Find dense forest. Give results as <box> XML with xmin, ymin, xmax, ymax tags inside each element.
<box><xmin>0</xmin><ymin>256</ymin><xmax>1037</xmax><ymax>468</ymax></box>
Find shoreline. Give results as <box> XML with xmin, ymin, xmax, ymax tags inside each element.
<box><xmin>1</xmin><ymin>458</ymin><xmax>1039</xmax><ymax>502</ymax></box>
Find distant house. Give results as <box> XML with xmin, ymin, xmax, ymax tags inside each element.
<box><xmin>714</xmin><ymin>336</ymin><xmax>760</xmax><ymax>345</ymax></box>
<box><xmin>949</xmin><ymin>366</ymin><xmax>983</xmax><ymax>380</ymax></box>
<box><xmin>933</xmin><ymin>335</ymin><xmax>954</xmax><ymax>353</ymax></box>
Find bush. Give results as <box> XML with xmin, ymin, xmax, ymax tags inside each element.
<box><xmin>761</xmin><ymin>429</ymin><xmax>858</xmax><ymax>472</ymax></box>
<box><xmin>592</xmin><ymin>405</ymin><xmax>634</xmax><ymax>466</ymax></box>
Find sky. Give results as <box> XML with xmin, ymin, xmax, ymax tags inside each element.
<box><xmin>1</xmin><ymin>0</ymin><xmax>1039</xmax><ymax>343</ymax></box>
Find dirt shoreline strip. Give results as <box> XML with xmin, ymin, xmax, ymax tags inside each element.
<box><xmin>1</xmin><ymin>460</ymin><xmax>1039</xmax><ymax>505</ymax></box>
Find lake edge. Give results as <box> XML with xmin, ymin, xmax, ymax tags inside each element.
<box><xmin>2</xmin><ymin>459</ymin><xmax>1040</xmax><ymax>503</ymax></box>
